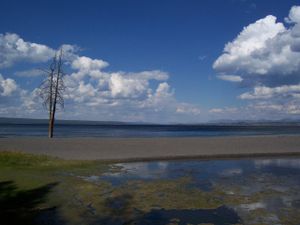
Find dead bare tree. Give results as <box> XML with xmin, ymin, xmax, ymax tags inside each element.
<box><xmin>39</xmin><ymin>49</ymin><xmax>65</xmax><ymax>138</ymax></box>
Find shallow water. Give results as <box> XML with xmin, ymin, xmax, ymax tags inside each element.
<box><xmin>95</xmin><ymin>157</ymin><xmax>300</xmax><ymax>189</ymax></box>
<box><xmin>81</xmin><ymin>157</ymin><xmax>300</xmax><ymax>224</ymax></box>
<box><xmin>135</xmin><ymin>206</ymin><xmax>242</xmax><ymax>225</ymax></box>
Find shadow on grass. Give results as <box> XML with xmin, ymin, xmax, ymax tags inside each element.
<box><xmin>135</xmin><ymin>206</ymin><xmax>242</xmax><ymax>225</ymax></box>
<box><xmin>0</xmin><ymin>181</ymin><xmax>64</xmax><ymax>225</ymax></box>
<box><xmin>0</xmin><ymin>181</ymin><xmax>242</xmax><ymax>225</ymax></box>
<box><xmin>95</xmin><ymin>193</ymin><xmax>242</xmax><ymax>225</ymax></box>
<box><xmin>92</xmin><ymin>193</ymin><xmax>136</xmax><ymax>225</ymax></box>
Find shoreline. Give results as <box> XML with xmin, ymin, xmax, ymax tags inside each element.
<box><xmin>1</xmin><ymin>135</ymin><xmax>300</xmax><ymax>162</ymax></box>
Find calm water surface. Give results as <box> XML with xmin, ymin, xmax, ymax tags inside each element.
<box><xmin>80</xmin><ymin>157</ymin><xmax>300</xmax><ymax>224</ymax></box>
<box><xmin>2</xmin><ymin>123</ymin><xmax>300</xmax><ymax>137</ymax></box>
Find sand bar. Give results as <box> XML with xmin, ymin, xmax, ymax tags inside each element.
<box><xmin>1</xmin><ymin>136</ymin><xmax>300</xmax><ymax>161</ymax></box>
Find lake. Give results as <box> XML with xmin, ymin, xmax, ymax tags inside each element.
<box><xmin>1</xmin><ymin>123</ymin><xmax>300</xmax><ymax>138</ymax></box>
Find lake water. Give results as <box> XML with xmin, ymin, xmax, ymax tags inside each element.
<box><xmin>1</xmin><ymin>123</ymin><xmax>300</xmax><ymax>138</ymax></box>
<box><xmin>79</xmin><ymin>157</ymin><xmax>300</xmax><ymax>224</ymax></box>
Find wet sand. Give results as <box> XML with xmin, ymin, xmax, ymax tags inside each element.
<box><xmin>1</xmin><ymin>135</ymin><xmax>300</xmax><ymax>161</ymax></box>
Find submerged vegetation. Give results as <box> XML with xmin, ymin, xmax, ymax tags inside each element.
<box><xmin>0</xmin><ymin>151</ymin><xmax>300</xmax><ymax>225</ymax></box>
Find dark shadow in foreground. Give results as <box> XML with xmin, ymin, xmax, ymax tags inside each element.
<box><xmin>135</xmin><ymin>206</ymin><xmax>242</xmax><ymax>225</ymax></box>
<box><xmin>95</xmin><ymin>193</ymin><xmax>242</xmax><ymax>225</ymax></box>
<box><xmin>1</xmin><ymin>182</ymin><xmax>242</xmax><ymax>225</ymax></box>
<box><xmin>0</xmin><ymin>181</ymin><xmax>64</xmax><ymax>225</ymax></box>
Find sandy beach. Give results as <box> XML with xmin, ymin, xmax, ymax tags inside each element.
<box><xmin>0</xmin><ymin>135</ymin><xmax>300</xmax><ymax>161</ymax></box>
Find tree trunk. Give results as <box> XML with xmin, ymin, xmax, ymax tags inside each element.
<box><xmin>48</xmin><ymin>50</ymin><xmax>61</xmax><ymax>138</ymax></box>
<box><xmin>48</xmin><ymin>113</ymin><xmax>54</xmax><ymax>138</ymax></box>
<box><xmin>45</xmin><ymin>50</ymin><xmax>63</xmax><ymax>138</ymax></box>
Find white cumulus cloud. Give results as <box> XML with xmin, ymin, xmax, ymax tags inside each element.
<box><xmin>0</xmin><ymin>33</ymin><xmax>55</xmax><ymax>68</ymax></box>
<box><xmin>71</xmin><ymin>56</ymin><xmax>109</xmax><ymax>71</ymax></box>
<box><xmin>109</xmin><ymin>73</ymin><xmax>150</xmax><ymax>98</ymax></box>
<box><xmin>212</xmin><ymin>5</ymin><xmax>300</xmax><ymax>119</ymax></box>
<box><xmin>239</xmin><ymin>84</ymin><xmax>300</xmax><ymax>100</ymax></box>
<box><xmin>0</xmin><ymin>74</ymin><xmax>18</xmax><ymax>96</ymax></box>
<box><xmin>214</xmin><ymin>6</ymin><xmax>300</xmax><ymax>86</ymax></box>
<box><xmin>0</xmin><ymin>32</ymin><xmax>203</xmax><ymax>122</ymax></box>
<box><xmin>285</xmin><ymin>5</ymin><xmax>300</xmax><ymax>23</ymax></box>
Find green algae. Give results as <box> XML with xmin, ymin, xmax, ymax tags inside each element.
<box><xmin>1</xmin><ymin>151</ymin><xmax>300</xmax><ymax>225</ymax></box>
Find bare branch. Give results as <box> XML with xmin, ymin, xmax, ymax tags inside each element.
<box><xmin>38</xmin><ymin>49</ymin><xmax>65</xmax><ymax>138</ymax></box>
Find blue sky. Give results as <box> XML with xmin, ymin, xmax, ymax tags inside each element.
<box><xmin>0</xmin><ymin>0</ymin><xmax>300</xmax><ymax>122</ymax></box>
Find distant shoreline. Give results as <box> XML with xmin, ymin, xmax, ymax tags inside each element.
<box><xmin>1</xmin><ymin>135</ymin><xmax>300</xmax><ymax>162</ymax></box>
<box><xmin>2</xmin><ymin>121</ymin><xmax>300</xmax><ymax>138</ymax></box>
<box><xmin>2</xmin><ymin>116</ymin><xmax>300</xmax><ymax>125</ymax></box>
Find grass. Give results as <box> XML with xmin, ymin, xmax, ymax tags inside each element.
<box><xmin>0</xmin><ymin>151</ymin><xmax>233</xmax><ymax>224</ymax></box>
<box><xmin>1</xmin><ymin>151</ymin><xmax>299</xmax><ymax>225</ymax></box>
<box><xmin>0</xmin><ymin>151</ymin><xmax>110</xmax><ymax>170</ymax></box>
<box><xmin>0</xmin><ymin>151</ymin><xmax>112</xmax><ymax>225</ymax></box>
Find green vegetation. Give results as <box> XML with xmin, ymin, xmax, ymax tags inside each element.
<box><xmin>1</xmin><ymin>151</ymin><xmax>299</xmax><ymax>225</ymax></box>
<box><xmin>0</xmin><ymin>151</ymin><xmax>111</xmax><ymax>225</ymax></box>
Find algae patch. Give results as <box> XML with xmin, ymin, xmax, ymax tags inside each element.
<box><xmin>1</xmin><ymin>151</ymin><xmax>300</xmax><ymax>225</ymax></box>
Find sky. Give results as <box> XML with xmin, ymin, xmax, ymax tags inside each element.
<box><xmin>0</xmin><ymin>0</ymin><xmax>300</xmax><ymax>123</ymax></box>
